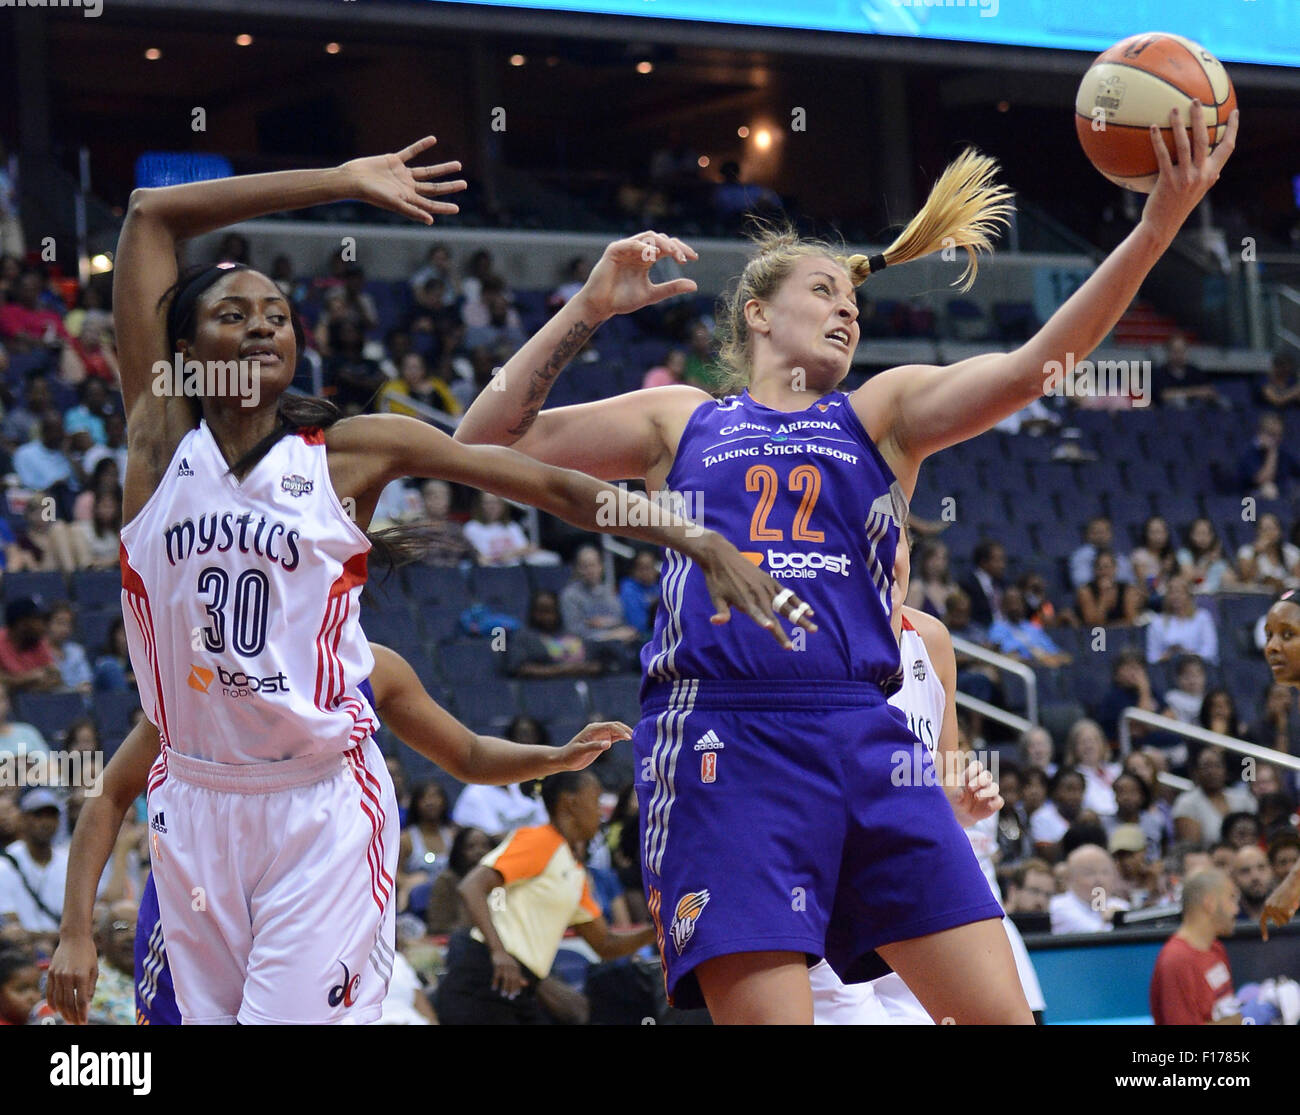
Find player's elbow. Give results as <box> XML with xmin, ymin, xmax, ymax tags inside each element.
<box><xmin>124</xmin><ymin>188</ymin><xmax>159</xmax><ymax>224</ymax></box>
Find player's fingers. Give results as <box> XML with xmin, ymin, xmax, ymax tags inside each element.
<box><xmin>750</xmin><ymin>604</ymin><xmax>791</xmax><ymax>649</ymax></box>
<box><xmin>645</xmin><ymin>278</ymin><xmax>698</xmax><ymax>305</ymax></box>
<box><xmin>1260</xmin><ymin>913</ymin><xmax>1271</xmax><ymax>942</ymax></box>
<box><xmin>667</xmin><ymin>236</ymin><xmax>696</xmax><ymax>262</ymax></box>
<box><xmin>411</xmin><ymin>159</ymin><xmax>462</xmax><ymax>179</ymax></box>
<box><xmin>1208</xmin><ymin>109</ymin><xmax>1240</xmax><ymax>173</ymax></box>
<box><xmin>771</xmin><ymin>583</ymin><xmax>818</xmax><ymax>633</ymax></box>
<box><xmin>1188</xmin><ymin>98</ymin><xmax>1209</xmax><ymax>164</ymax></box>
<box><xmin>1150</xmin><ymin>122</ymin><xmax>1175</xmax><ymax>178</ymax></box>
<box><xmin>397</xmin><ymin>135</ymin><xmax>439</xmax><ymax>162</ymax></box>
<box><xmin>1169</xmin><ymin>106</ymin><xmax>1192</xmax><ymax>173</ymax></box>
<box><xmin>414</xmin><ymin>177</ymin><xmax>468</xmax><ymax>197</ymax></box>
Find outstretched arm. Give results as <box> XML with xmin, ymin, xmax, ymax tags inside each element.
<box><xmin>455</xmin><ymin>232</ymin><xmax>707</xmax><ymax>480</ymax></box>
<box><xmin>368</xmin><ymin>643</ymin><xmax>625</xmax><ymax>782</ymax></box>
<box><xmin>113</xmin><ymin>136</ymin><xmax>464</xmax><ymax>418</ymax></box>
<box><xmin>333</xmin><ymin>415</ymin><xmax>816</xmax><ymax>647</ymax></box>
<box><xmin>859</xmin><ymin>105</ymin><xmax>1238</xmax><ymax>486</ymax></box>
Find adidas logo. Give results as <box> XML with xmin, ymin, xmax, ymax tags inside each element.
<box><xmin>693</xmin><ymin>730</ymin><xmax>725</xmax><ymax>752</ymax></box>
<box><xmin>176</xmin><ymin>458</ymin><xmax>195</xmax><ymax>478</ymax></box>
<box><xmin>150</xmin><ymin>811</ymin><xmax>166</xmax><ymax>834</ymax></box>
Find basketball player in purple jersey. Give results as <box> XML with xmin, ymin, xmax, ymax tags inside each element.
<box><xmin>455</xmin><ymin>109</ymin><xmax>1235</xmax><ymax>1023</ymax></box>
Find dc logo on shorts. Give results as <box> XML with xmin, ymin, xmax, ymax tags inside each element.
<box><xmin>670</xmin><ymin>889</ymin><xmax>710</xmax><ymax>955</ymax></box>
<box><xmin>327</xmin><ymin>961</ymin><xmax>361</xmax><ymax>1008</ymax></box>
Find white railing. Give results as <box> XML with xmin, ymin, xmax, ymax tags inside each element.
<box><xmin>954</xmin><ymin>690</ymin><xmax>1033</xmax><ymax>735</ymax></box>
<box><xmin>1119</xmin><ymin>707</ymin><xmax>1300</xmax><ymax>774</ymax></box>
<box><xmin>950</xmin><ymin>636</ymin><xmax>1039</xmax><ymax>725</ymax></box>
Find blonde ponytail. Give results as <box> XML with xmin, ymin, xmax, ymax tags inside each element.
<box><xmin>846</xmin><ymin>148</ymin><xmax>1014</xmax><ymax>292</ymax></box>
<box><xmin>711</xmin><ymin>153</ymin><xmax>1012</xmax><ymax>393</ymax></box>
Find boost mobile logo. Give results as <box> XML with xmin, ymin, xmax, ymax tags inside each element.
<box><xmin>740</xmin><ymin>550</ymin><xmax>852</xmax><ymax>577</ymax></box>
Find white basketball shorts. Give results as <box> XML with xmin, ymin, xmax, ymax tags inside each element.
<box><xmin>145</xmin><ymin>737</ymin><xmax>398</xmax><ymax>1024</ymax></box>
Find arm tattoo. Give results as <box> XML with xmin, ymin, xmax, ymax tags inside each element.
<box><xmin>506</xmin><ymin>320</ymin><xmax>594</xmax><ymax>437</ymax></box>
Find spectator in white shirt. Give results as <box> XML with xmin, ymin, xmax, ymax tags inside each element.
<box><xmin>0</xmin><ymin>789</ymin><xmax>67</xmax><ymax>932</ymax></box>
<box><xmin>449</xmin><ymin>717</ymin><xmax>550</xmax><ymax>839</ymax></box>
<box><xmin>1031</xmin><ymin>768</ymin><xmax>1086</xmax><ymax>859</ymax></box>
<box><xmin>463</xmin><ymin>491</ymin><xmax>559</xmax><ymax>567</ymax></box>
<box><xmin>1146</xmin><ymin>576</ymin><xmax>1218</xmax><ymax>665</ymax></box>
<box><xmin>1018</xmin><ymin>726</ymin><xmax>1057</xmax><ymax>778</ymax></box>
<box><xmin>1049</xmin><ymin>844</ymin><xmax>1130</xmax><ymax>934</ymax></box>
<box><xmin>451</xmin><ymin>783</ymin><xmax>547</xmax><ymax>841</ymax></box>
<box><xmin>1065</xmin><ymin>718</ymin><xmax>1120</xmax><ymax>817</ymax></box>
<box><xmin>1171</xmin><ymin>746</ymin><xmax>1256</xmax><ymax>846</ymax></box>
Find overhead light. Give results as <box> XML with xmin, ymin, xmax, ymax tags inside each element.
<box><xmin>997</xmin><ymin>100</ymin><xmax>1011</xmax><ymax>113</ymax></box>
<box><xmin>510</xmin><ymin>54</ymin><xmax>526</xmax><ymax>67</ymax></box>
<box><xmin>235</xmin><ymin>34</ymin><xmax>253</xmax><ymax>46</ymax></box>
<box><xmin>325</xmin><ymin>42</ymin><xmax>341</xmax><ymax>55</ymax></box>
<box><xmin>697</xmin><ymin>155</ymin><xmax>710</xmax><ymax>168</ymax></box>
<box><xmin>754</xmin><ymin>128</ymin><xmax>772</xmax><ymax>150</ymax></box>
<box><xmin>737</xmin><ymin>126</ymin><xmax>749</xmax><ymax>138</ymax></box>
<box><xmin>144</xmin><ymin>47</ymin><xmax>161</xmax><ymax>60</ymax></box>
<box><xmin>90</xmin><ymin>253</ymin><xmax>114</xmax><ymax>275</ymax></box>
<box><xmin>636</xmin><ymin>60</ymin><xmax>653</xmax><ymax>74</ymax></box>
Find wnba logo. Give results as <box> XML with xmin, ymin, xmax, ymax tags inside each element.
<box><xmin>327</xmin><ymin>961</ymin><xmax>361</xmax><ymax>1008</ymax></box>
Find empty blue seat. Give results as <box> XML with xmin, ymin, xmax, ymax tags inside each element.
<box><xmin>69</xmin><ymin>569</ymin><xmax>122</xmax><ymax>609</ymax></box>
<box><xmin>2</xmin><ymin>570</ymin><xmax>67</xmax><ymax>606</ymax></box>
<box><xmin>514</xmin><ymin>679</ymin><xmax>587</xmax><ymax>724</ymax></box>
<box><xmin>437</xmin><ymin>641</ymin><xmax>504</xmax><ymax>687</ymax></box>
<box><xmin>93</xmin><ymin>689</ymin><xmax>142</xmax><ymax>739</ymax></box>
<box><xmin>470</xmin><ymin>566</ymin><xmax>531</xmax><ymax>619</ymax></box>
<box><xmin>527</xmin><ymin>563</ymin><xmax>571</xmax><ymax>597</ymax></box>
<box><xmin>363</xmin><ymin>607</ymin><xmax>423</xmax><ymax>655</ymax></box>
<box><xmin>407</xmin><ymin>564</ymin><xmax>470</xmax><ymax>608</ymax></box>
<box><xmin>362</xmin><ymin>570</ymin><xmax>409</xmax><ymax>612</ymax></box>
<box><xmin>14</xmin><ymin>690</ymin><xmax>88</xmax><ymax>740</ymax></box>
<box><xmin>77</xmin><ymin>610</ymin><xmax>119</xmax><ymax>657</ymax></box>
<box><xmin>586</xmin><ymin>675</ymin><xmax>642</xmax><ymax>722</ymax></box>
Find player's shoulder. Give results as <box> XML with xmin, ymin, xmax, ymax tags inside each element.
<box><xmin>642</xmin><ymin>384</ymin><xmax>715</xmax><ymax>423</ymax></box>
<box><xmin>901</xmin><ymin>605</ymin><xmax>953</xmax><ymax>653</ymax></box>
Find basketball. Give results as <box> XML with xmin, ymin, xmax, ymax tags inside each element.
<box><xmin>1075</xmin><ymin>32</ymin><xmax>1237</xmax><ymax>192</ymax></box>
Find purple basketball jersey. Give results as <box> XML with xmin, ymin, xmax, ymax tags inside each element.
<box><xmin>642</xmin><ymin>389</ymin><xmax>907</xmax><ymax>691</ymax></box>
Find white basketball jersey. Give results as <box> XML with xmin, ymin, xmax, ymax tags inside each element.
<box><xmin>888</xmin><ymin>618</ymin><xmax>943</xmax><ymax>756</ymax></box>
<box><xmin>120</xmin><ymin>420</ymin><xmax>377</xmax><ymax>763</ymax></box>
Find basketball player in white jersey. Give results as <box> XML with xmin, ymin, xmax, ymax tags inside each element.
<box><xmin>810</xmin><ymin>528</ymin><xmax>1046</xmax><ymax>1023</ymax></box>
<box><xmin>113</xmin><ymin>137</ymin><xmax>814</xmax><ymax>1024</ymax></box>
<box><xmin>47</xmin><ymin>642</ymin><xmax>629</xmax><ymax>1024</ymax></box>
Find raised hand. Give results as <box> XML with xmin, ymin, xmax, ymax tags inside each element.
<box><xmin>339</xmin><ymin>136</ymin><xmax>467</xmax><ymax>226</ymax></box>
<box><xmin>578</xmin><ymin>232</ymin><xmax>699</xmax><ymax>320</ymax></box>
<box><xmin>1140</xmin><ymin>102</ymin><xmax>1239</xmax><ymax>241</ymax></box>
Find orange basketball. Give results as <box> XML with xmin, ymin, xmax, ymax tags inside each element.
<box><xmin>1075</xmin><ymin>32</ymin><xmax>1236</xmax><ymax>193</ymax></box>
